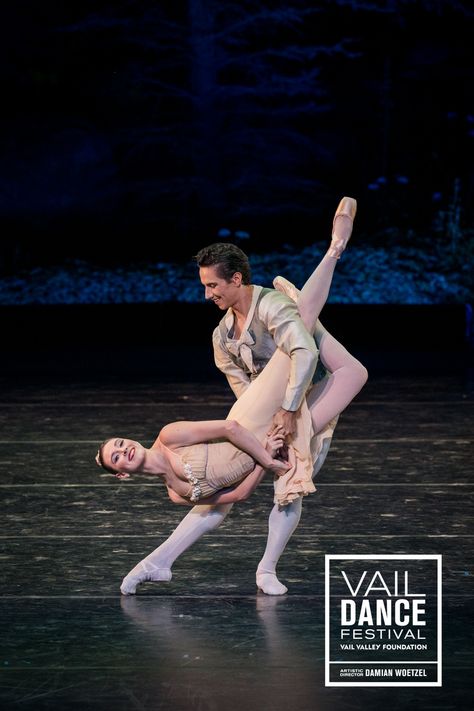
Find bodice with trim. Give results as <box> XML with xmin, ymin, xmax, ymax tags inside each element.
<box><xmin>160</xmin><ymin>439</ymin><xmax>255</xmax><ymax>502</ymax></box>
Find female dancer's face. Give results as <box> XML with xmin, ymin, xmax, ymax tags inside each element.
<box><xmin>101</xmin><ymin>438</ymin><xmax>146</xmax><ymax>475</ymax></box>
<box><xmin>199</xmin><ymin>266</ymin><xmax>242</xmax><ymax>310</ymax></box>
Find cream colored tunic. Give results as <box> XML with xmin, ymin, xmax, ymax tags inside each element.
<box><xmin>171</xmin><ymin>441</ymin><xmax>255</xmax><ymax>500</ymax></box>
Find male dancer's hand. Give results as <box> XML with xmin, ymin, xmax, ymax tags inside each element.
<box><xmin>269</xmin><ymin>408</ymin><xmax>297</xmax><ymax>439</ymax></box>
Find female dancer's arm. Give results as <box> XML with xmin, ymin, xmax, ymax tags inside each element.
<box><xmin>167</xmin><ymin>464</ymin><xmax>267</xmax><ymax>506</ymax></box>
<box><xmin>159</xmin><ymin>420</ymin><xmax>289</xmax><ymax>474</ymax></box>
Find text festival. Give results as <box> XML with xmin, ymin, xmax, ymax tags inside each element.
<box><xmin>338</xmin><ymin>570</ymin><xmax>427</xmax><ymax>644</ymax></box>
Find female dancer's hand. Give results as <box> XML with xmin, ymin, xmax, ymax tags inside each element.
<box><xmin>265</xmin><ymin>429</ymin><xmax>290</xmax><ymax>476</ymax></box>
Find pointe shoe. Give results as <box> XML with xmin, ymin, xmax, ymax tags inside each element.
<box><xmin>120</xmin><ymin>561</ymin><xmax>172</xmax><ymax>595</ymax></box>
<box><xmin>256</xmin><ymin>569</ymin><xmax>288</xmax><ymax>596</ymax></box>
<box><xmin>328</xmin><ymin>196</ymin><xmax>357</xmax><ymax>259</ymax></box>
<box><xmin>273</xmin><ymin>276</ymin><xmax>301</xmax><ymax>304</ymax></box>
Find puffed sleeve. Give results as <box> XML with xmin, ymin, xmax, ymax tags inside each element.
<box><xmin>212</xmin><ymin>327</ymin><xmax>251</xmax><ymax>399</ymax></box>
<box><xmin>258</xmin><ymin>290</ymin><xmax>318</xmax><ymax>411</ymax></box>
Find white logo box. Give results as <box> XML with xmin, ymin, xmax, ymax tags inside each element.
<box><xmin>325</xmin><ymin>554</ymin><xmax>442</xmax><ymax>687</ymax></box>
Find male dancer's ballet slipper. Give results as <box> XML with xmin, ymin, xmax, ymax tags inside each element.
<box><xmin>256</xmin><ymin>568</ymin><xmax>288</xmax><ymax>596</ymax></box>
<box><xmin>327</xmin><ymin>196</ymin><xmax>357</xmax><ymax>259</ymax></box>
<box><xmin>120</xmin><ymin>561</ymin><xmax>172</xmax><ymax>595</ymax></box>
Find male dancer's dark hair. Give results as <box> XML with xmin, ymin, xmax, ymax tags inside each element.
<box><xmin>194</xmin><ymin>243</ymin><xmax>252</xmax><ymax>285</ymax></box>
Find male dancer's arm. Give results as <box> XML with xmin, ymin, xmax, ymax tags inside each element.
<box><xmin>259</xmin><ymin>290</ymin><xmax>318</xmax><ymax>436</ymax></box>
<box><xmin>212</xmin><ymin>291</ymin><xmax>318</xmax><ymax>437</ymax></box>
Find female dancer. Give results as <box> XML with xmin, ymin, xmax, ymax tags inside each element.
<box><xmin>97</xmin><ymin>424</ymin><xmax>291</xmax><ymax>504</ymax></box>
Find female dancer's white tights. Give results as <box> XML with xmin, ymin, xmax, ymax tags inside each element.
<box><xmin>120</xmin><ymin>252</ymin><xmax>367</xmax><ymax>595</ymax></box>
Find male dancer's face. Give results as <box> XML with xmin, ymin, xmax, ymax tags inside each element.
<box><xmin>199</xmin><ymin>265</ymin><xmax>242</xmax><ymax>310</ymax></box>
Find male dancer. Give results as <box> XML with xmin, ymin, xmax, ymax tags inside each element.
<box><xmin>120</xmin><ymin>197</ymin><xmax>362</xmax><ymax>595</ymax></box>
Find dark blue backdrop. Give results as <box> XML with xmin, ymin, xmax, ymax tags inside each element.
<box><xmin>1</xmin><ymin>1</ymin><xmax>472</xmax><ymax>304</ymax></box>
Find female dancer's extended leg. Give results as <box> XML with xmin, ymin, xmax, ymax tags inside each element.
<box><xmin>273</xmin><ymin>263</ymin><xmax>369</xmax><ymax>434</ymax></box>
<box><xmin>120</xmin><ymin>504</ymin><xmax>233</xmax><ymax>594</ymax></box>
<box><xmin>227</xmin><ymin>197</ymin><xmax>366</xmax><ymax>439</ymax></box>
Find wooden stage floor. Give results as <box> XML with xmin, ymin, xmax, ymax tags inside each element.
<box><xmin>1</xmin><ymin>370</ymin><xmax>473</xmax><ymax>710</ymax></box>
